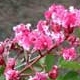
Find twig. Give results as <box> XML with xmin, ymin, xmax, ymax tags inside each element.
<box><xmin>19</xmin><ymin>43</ymin><xmax>57</xmax><ymax>74</ymax></box>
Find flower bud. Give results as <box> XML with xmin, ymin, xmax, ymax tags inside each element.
<box><xmin>48</xmin><ymin>65</ymin><xmax>58</xmax><ymax>79</ymax></box>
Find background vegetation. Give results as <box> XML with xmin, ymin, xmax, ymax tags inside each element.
<box><xmin>0</xmin><ymin>0</ymin><xmax>80</xmax><ymax>40</ymax></box>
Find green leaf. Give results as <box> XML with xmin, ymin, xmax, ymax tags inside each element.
<box><xmin>0</xmin><ymin>75</ymin><xmax>5</xmax><ymax>80</ymax></box>
<box><xmin>59</xmin><ymin>58</ymin><xmax>80</xmax><ymax>70</ymax></box>
<box><xmin>0</xmin><ymin>66</ymin><xmax>5</xmax><ymax>76</ymax></box>
<box><xmin>39</xmin><ymin>57</ymin><xmax>45</xmax><ymax>64</ymax></box>
<box><xmin>57</xmin><ymin>71</ymin><xmax>80</xmax><ymax>80</ymax></box>
<box><xmin>45</xmin><ymin>54</ymin><xmax>54</xmax><ymax>71</ymax></box>
<box><xmin>48</xmin><ymin>78</ymin><xmax>52</xmax><ymax>80</ymax></box>
<box><xmin>24</xmin><ymin>68</ymin><xmax>33</xmax><ymax>74</ymax></box>
<box><xmin>75</xmin><ymin>28</ymin><xmax>80</xmax><ymax>37</ymax></box>
<box><xmin>57</xmin><ymin>75</ymin><xmax>64</xmax><ymax>80</ymax></box>
<box><xmin>62</xmin><ymin>71</ymin><xmax>80</xmax><ymax>80</ymax></box>
<box><xmin>15</xmin><ymin>60</ymin><xmax>24</xmax><ymax>70</ymax></box>
<box><xmin>33</xmin><ymin>58</ymin><xmax>44</xmax><ymax>72</ymax></box>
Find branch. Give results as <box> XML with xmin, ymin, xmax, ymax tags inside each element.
<box><xmin>19</xmin><ymin>43</ymin><xmax>57</xmax><ymax>74</ymax></box>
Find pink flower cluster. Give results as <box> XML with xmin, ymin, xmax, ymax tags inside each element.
<box><xmin>4</xmin><ymin>58</ymin><xmax>20</xmax><ymax>80</ymax></box>
<box><xmin>13</xmin><ymin>23</ymin><xmax>53</xmax><ymax>51</ymax></box>
<box><xmin>0</xmin><ymin>4</ymin><xmax>80</xmax><ymax>80</ymax></box>
<box><xmin>62</xmin><ymin>47</ymin><xmax>77</xmax><ymax>61</ymax></box>
<box><xmin>13</xmin><ymin>4</ymin><xmax>80</xmax><ymax>52</ymax></box>
<box><xmin>28</xmin><ymin>65</ymin><xmax>58</xmax><ymax>80</ymax></box>
<box><xmin>45</xmin><ymin>4</ymin><xmax>80</xmax><ymax>28</ymax></box>
<box><xmin>13</xmin><ymin>22</ymin><xmax>65</xmax><ymax>51</ymax></box>
<box><xmin>28</xmin><ymin>72</ymin><xmax>48</xmax><ymax>80</ymax></box>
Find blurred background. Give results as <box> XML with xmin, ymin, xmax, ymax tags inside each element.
<box><xmin>0</xmin><ymin>0</ymin><xmax>80</xmax><ymax>40</ymax></box>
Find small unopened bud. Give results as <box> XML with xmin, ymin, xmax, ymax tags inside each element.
<box><xmin>48</xmin><ymin>65</ymin><xmax>58</xmax><ymax>79</ymax></box>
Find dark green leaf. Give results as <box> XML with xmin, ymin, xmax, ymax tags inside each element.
<box><xmin>45</xmin><ymin>54</ymin><xmax>54</xmax><ymax>71</ymax></box>
<box><xmin>57</xmin><ymin>75</ymin><xmax>64</xmax><ymax>80</ymax></box>
<box><xmin>0</xmin><ymin>75</ymin><xmax>5</xmax><ymax>80</ymax></box>
<box><xmin>62</xmin><ymin>71</ymin><xmax>80</xmax><ymax>80</ymax></box>
<box><xmin>0</xmin><ymin>66</ymin><xmax>5</xmax><ymax>76</ymax></box>
<box><xmin>59</xmin><ymin>59</ymin><xmax>80</xmax><ymax>70</ymax></box>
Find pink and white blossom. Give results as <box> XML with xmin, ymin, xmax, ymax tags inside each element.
<box><xmin>4</xmin><ymin>69</ymin><xmax>20</xmax><ymax>80</ymax></box>
<box><xmin>28</xmin><ymin>72</ymin><xmax>48</xmax><ymax>80</ymax></box>
<box><xmin>62</xmin><ymin>47</ymin><xmax>77</xmax><ymax>61</ymax></box>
